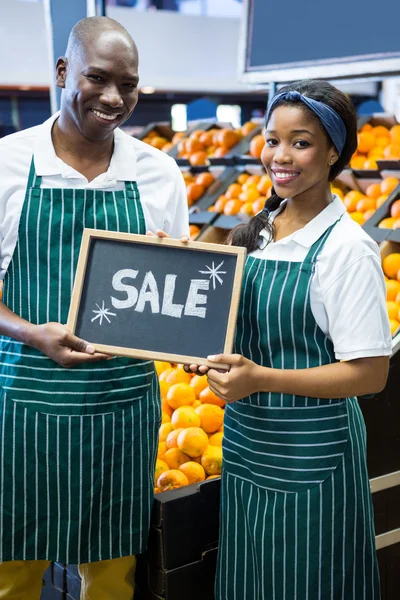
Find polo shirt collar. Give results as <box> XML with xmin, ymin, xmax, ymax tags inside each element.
<box><xmin>33</xmin><ymin>111</ymin><xmax>137</xmax><ymax>182</ymax></box>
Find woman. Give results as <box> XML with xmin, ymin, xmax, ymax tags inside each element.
<box><xmin>190</xmin><ymin>80</ymin><xmax>392</xmax><ymax>599</ymax></box>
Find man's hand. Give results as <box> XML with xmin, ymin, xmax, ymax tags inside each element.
<box><xmin>28</xmin><ymin>322</ymin><xmax>110</xmax><ymax>368</ymax></box>
<box><xmin>146</xmin><ymin>229</ymin><xmax>189</xmax><ymax>243</ymax></box>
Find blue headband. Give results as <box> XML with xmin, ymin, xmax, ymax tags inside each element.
<box><xmin>265</xmin><ymin>90</ymin><xmax>347</xmax><ymax>154</ymax></box>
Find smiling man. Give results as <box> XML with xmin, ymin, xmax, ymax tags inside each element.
<box><xmin>0</xmin><ymin>16</ymin><xmax>188</xmax><ymax>600</ymax></box>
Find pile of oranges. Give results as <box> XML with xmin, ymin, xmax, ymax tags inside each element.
<box><xmin>208</xmin><ymin>171</ymin><xmax>272</xmax><ymax>217</ymax></box>
<box><xmin>181</xmin><ymin>169</ymin><xmax>216</xmax><ymax>207</ymax></box>
<box><xmin>176</xmin><ymin>122</ymin><xmax>258</xmax><ymax>167</ymax></box>
<box><xmin>335</xmin><ymin>177</ymin><xmax>399</xmax><ymax>225</ymax></box>
<box><xmin>154</xmin><ymin>362</ymin><xmax>225</xmax><ymax>493</ymax></box>
<box><xmin>382</xmin><ymin>252</ymin><xmax>400</xmax><ymax>336</ymax></box>
<box><xmin>351</xmin><ymin>123</ymin><xmax>400</xmax><ymax>170</ymax></box>
<box><xmin>141</xmin><ymin>129</ymin><xmax>177</xmax><ymax>154</ymax></box>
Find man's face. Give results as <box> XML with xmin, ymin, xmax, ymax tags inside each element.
<box><xmin>56</xmin><ymin>30</ymin><xmax>139</xmax><ymax>141</ymax></box>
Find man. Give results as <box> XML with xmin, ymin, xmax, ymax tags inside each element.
<box><xmin>0</xmin><ymin>16</ymin><xmax>188</xmax><ymax>599</ymax></box>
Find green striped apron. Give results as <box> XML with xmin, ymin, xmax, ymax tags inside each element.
<box><xmin>216</xmin><ymin>222</ymin><xmax>380</xmax><ymax>599</ymax></box>
<box><xmin>0</xmin><ymin>159</ymin><xmax>160</xmax><ymax>564</ymax></box>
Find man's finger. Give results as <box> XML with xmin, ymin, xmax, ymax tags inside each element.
<box><xmin>63</xmin><ymin>332</ymin><xmax>95</xmax><ymax>354</ymax></box>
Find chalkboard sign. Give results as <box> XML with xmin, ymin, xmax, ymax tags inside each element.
<box><xmin>67</xmin><ymin>230</ymin><xmax>246</xmax><ymax>367</ymax></box>
<box><xmin>239</xmin><ymin>0</ymin><xmax>400</xmax><ymax>83</ymax></box>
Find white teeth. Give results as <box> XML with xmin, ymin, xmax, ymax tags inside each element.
<box><xmin>92</xmin><ymin>110</ymin><xmax>117</xmax><ymax>121</ymax></box>
<box><xmin>274</xmin><ymin>172</ymin><xmax>299</xmax><ymax>179</ymax></box>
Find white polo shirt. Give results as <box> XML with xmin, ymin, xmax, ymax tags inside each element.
<box><xmin>0</xmin><ymin>112</ymin><xmax>189</xmax><ymax>280</ymax></box>
<box><xmin>251</xmin><ymin>197</ymin><xmax>392</xmax><ymax>361</ymax></box>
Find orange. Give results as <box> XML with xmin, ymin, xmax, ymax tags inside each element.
<box><xmin>355</xmin><ymin>197</ymin><xmax>376</xmax><ymax>213</ymax></box>
<box><xmin>225</xmin><ymin>184</ymin><xmax>243</xmax><ymax>200</ymax></box>
<box><xmin>166</xmin><ymin>383</ymin><xmax>196</xmax><ymax>410</ymax></box>
<box><xmin>360</xmin><ymin>123</ymin><xmax>373</xmax><ymax>132</ymax></box>
<box><xmin>241</xmin><ymin>121</ymin><xmax>258</xmax><ymax>136</ymax></box>
<box><xmin>208</xmin><ymin>432</ymin><xmax>224</xmax><ymax>447</ymax></box>
<box><xmin>343</xmin><ymin>190</ymin><xmax>364</xmax><ymax>211</ymax></box>
<box><xmin>161</xmin><ymin>396</ymin><xmax>173</xmax><ymax>417</ymax></box>
<box><xmin>237</xmin><ymin>173</ymin><xmax>250</xmax><ymax>185</ymax></box>
<box><xmin>372</xmin><ymin>125</ymin><xmax>390</xmax><ymax>138</ymax></box>
<box><xmin>186</xmin><ymin>138</ymin><xmax>204</xmax><ymax>153</ymax></box>
<box><xmin>383</xmin><ymin>254</ymin><xmax>400</xmax><ymax>279</ymax></box>
<box><xmin>161</xmin><ymin>411</ymin><xmax>171</xmax><ymax>424</ymax></box>
<box><xmin>390</xmin><ymin>200</ymin><xmax>400</xmax><ymax>218</ymax></box>
<box><xmin>163</xmin><ymin>448</ymin><xmax>191</xmax><ymax>469</ymax></box>
<box><xmin>192</xmin><ymin>400</ymin><xmax>202</xmax><ymax>409</ymax></box>
<box><xmin>199</xmin><ymin>386</ymin><xmax>226</xmax><ymax>407</ymax></box>
<box><xmin>240</xmin><ymin>201</ymin><xmax>255</xmax><ymax>216</ymax></box>
<box><xmin>196</xmin><ymin>172</ymin><xmax>215</xmax><ymax>189</ymax></box>
<box><xmin>207</xmin><ymin>475</ymin><xmax>221</xmax><ymax>480</ymax></box>
<box><xmin>172</xmin><ymin>131</ymin><xmax>186</xmax><ymax>145</ymax></box>
<box><xmin>378</xmin><ymin>218</ymin><xmax>397</xmax><ymax>229</ymax></box>
<box><xmin>157</xmin><ymin>469</ymin><xmax>189</xmax><ymax>491</ymax></box>
<box><xmin>365</xmin><ymin>183</ymin><xmax>382</xmax><ymax>199</ymax></box>
<box><xmin>376</xmin><ymin>194</ymin><xmax>389</xmax><ymax>208</ymax></box>
<box><xmin>386</xmin><ymin>301</ymin><xmax>400</xmax><ymax>320</ymax></box>
<box><xmin>190</xmin><ymin>374</ymin><xmax>209</xmax><ymax>398</ymax></box>
<box><xmin>198</xmin><ymin>131</ymin><xmax>214</xmax><ymax>147</ymax></box>
<box><xmin>201</xmin><ymin>446</ymin><xmax>223</xmax><ymax>476</ymax></box>
<box><xmin>363</xmin><ymin>209</ymin><xmax>375</xmax><ymax>223</ymax></box>
<box><xmin>159</xmin><ymin>423</ymin><xmax>173</xmax><ymax>442</ymax></box>
<box><xmin>357</xmin><ymin>132</ymin><xmax>375</xmax><ymax>153</ymax></box>
<box><xmin>381</xmin><ymin>177</ymin><xmax>399</xmax><ymax>195</ymax></box>
<box><xmin>154</xmin><ymin>360</ymin><xmax>172</xmax><ymax>376</ymax></box>
<box><xmin>257</xmin><ymin>175</ymin><xmax>272</xmax><ymax>196</ymax></box>
<box><xmin>363</xmin><ymin>159</ymin><xmax>378</xmax><ymax>169</ymax></box>
<box><xmin>383</xmin><ymin>144</ymin><xmax>400</xmax><ymax>159</ymax></box>
<box><xmin>375</xmin><ymin>136</ymin><xmax>390</xmax><ymax>148</ymax></box>
<box><xmin>177</xmin><ymin>427</ymin><xmax>209</xmax><ymax>458</ymax></box>
<box><xmin>389</xmin><ymin>319</ymin><xmax>400</xmax><ymax>336</ymax></box>
<box><xmin>189</xmin><ymin>225</ymin><xmax>200</xmax><ymax>239</ymax></box>
<box><xmin>181</xmin><ymin>171</ymin><xmax>194</xmax><ymax>183</ymax></box>
<box><xmin>151</xmin><ymin>136</ymin><xmax>169</xmax><ymax>150</ymax></box>
<box><xmin>195</xmin><ymin>404</ymin><xmax>224</xmax><ymax>433</ymax></box>
<box><xmin>350</xmin><ymin>156</ymin><xmax>367</xmax><ymax>169</ymax></box>
<box><xmin>154</xmin><ymin>459</ymin><xmax>169</xmax><ymax>484</ymax></box>
<box><xmin>386</xmin><ymin>279</ymin><xmax>400</xmax><ymax>301</ymax></box>
<box><xmin>396</xmin><ymin>291</ymin><xmax>400</xmax><ymax>304</ymax></box>
<box><xmin>249</xmin><ymin>135</ymin><xmax>265</xmax><ymax>158</ymax></box>
<box><xmin>165</xmin><ymin>428</ymin><xmax>185</xmax><ymax>450</ymax></box>
<box><xmin>213</xmin><ymin>146</ymin><xmax>229</xmax><ymax>158</ymax></box>
<box><xmin>159</xmin><ymin>367</ymin><xmax>176</xmax><ymax>382</ymax></box>
<box><xmin>186</xmin><ymin>182</ymin><xmax>204</xmax><ymax>203</ymax></box>
<box><xmin>244</xmin><ymin>175</ymin><xmax>262</xmax><ymax>186</ymax></box>
<box><xmin>252</xmin><ymin>197</ymin><xmax>266</xmax><ymax>214</ymax></box>
<box><xmin>189</xmin><ymin>151</ymin><xmax>209</xmax><ymax>166</ymax></box>
<box><xmin>390</xmin><ymin>125</ymin><xmax>400</xmax><ymax>143</ymax></box>
<box><xmin>239</xmin><ymin>188</ymin><xmax>260</xmax><ymax>204</ymax></box>
<box><xmin>223</xmin><ymin>199</ymin><xmax>242</xmax><ymax>216</ymax></box>
<box><xmin>214</xmin><ymin>195</ymin><xmax>229</xmax><ymax>213</ymax></box>
<box><xmin>164</xmin><ymin>369</ymin><xmax>192</xmax><ymax>386</ymax></box>
<box><xmin>216</xmin><ymin>129</ymin><xmax>239</xmax><ymax>149</ymax></box>
<box><xmin>157</xmin><ymin>441</ymin><xmax>167</xmax><ymax>459</ymax></box>
<box><xmin>171</xmin><ymin>406</ymin><xmax>201</xmax><ymax>430</ymax></box>
<box><xmin>179</xmin><ymin>461</ymin><xmax>206</xmax><ymax>484</ymax></box>
<box><xmin>349</xmin><ymin>212</ymin><xmax>364</xmax><ymax>225</ymax></box>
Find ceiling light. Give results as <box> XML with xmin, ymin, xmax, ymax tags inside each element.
<box><xmin>141</xmin><ymin>86</ymin><xmax>156</xmax><ymax>95</ymax></box>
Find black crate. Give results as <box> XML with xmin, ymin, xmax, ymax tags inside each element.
<box><xmin>363</xmin><ymin>183</ymin><xmax>400</xmax><ymax>243</ymax></box>
<box><xmin>146</xmin><ymin>478</ymin><xmax>220</xmax><ymax>571</ymax></box>
<box><xmin>138</xmin><ymin>547</ymin><xmax>218</xmax><ymax>600</ymax></box>
<box><xmin>65</xmin><ymin>565</ymin><xmax>81</xmax><ymax>600</ymax></box>
<box><xmin>52</xmin><ymin>562</ymin><xmax>67</xmax><ymax>592</ymax></box>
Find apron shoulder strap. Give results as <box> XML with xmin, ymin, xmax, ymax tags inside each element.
<box><xmin>27</xmin><ymin>156</ymin><xmax>42</xmax><ymax>189</ymax></box>
<box><xmin>302</xmin><ymin>214</ymin><xmax>344</xmax><ymax>266</ymax></box>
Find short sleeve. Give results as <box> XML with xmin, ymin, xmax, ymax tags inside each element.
<box><xmin>321</xmin><ymin>254</ymin><xmax>392</xmax><ymax>360</ymax></box>
<box><xmin>162</xmin><ymin>161</ymin><xmax>189</xmax><ymax>239</ymax></box>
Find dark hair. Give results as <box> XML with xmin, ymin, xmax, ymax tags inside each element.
<box><xmin>227</xmin><ymin>79</ymin><xmax>358</xmax><ymax>251</ymax></box>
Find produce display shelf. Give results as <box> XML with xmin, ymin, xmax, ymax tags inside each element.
<box><xmin>363</xmin><ymin>184</ymin><xmax>400</xmax><ymax>243</ymax></box>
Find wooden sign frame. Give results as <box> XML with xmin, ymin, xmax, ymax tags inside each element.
<box><xmin>67</xmin><ymin>229</ymin><xmax>247</xmax><ymax>369</ymax></box>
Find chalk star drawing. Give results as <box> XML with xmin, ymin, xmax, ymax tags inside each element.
<box><xmin>91</xmin><ymin>301</ymin><xmax>117</xmax><ymax>325</ymax></box>
<box><xmin>199</xmin><ymin>260</ymin><xmax>227</xmax><ymax>291</ymax></box>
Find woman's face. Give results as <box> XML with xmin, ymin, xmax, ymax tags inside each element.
<box><xmin>261</xmin><ymin>104</ymin><xmax>337</xmax><ymax>199</ymax></box>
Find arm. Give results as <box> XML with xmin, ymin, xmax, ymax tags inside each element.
<box><xmin>162</xmin><ymin>160</ymin><xmax>190</xmax><ymax>238</ymax></box>
<box><xmin>205</xmin><ymin>354</ymin><xmax>389</xmax><ymax>403</ymax></box>
<box><xmin>0</xmin><ymin>299</ymin><xmax>109</xmax><ymax>367</ymax></box>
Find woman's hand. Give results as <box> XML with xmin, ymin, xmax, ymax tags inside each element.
<box><xmin>146</xmin><ymin>229</ymin><xmax>189</xmax><ymax>243</ymax></box>
<box><xmin>27</xmin><ymin>322</ymin><xmax>110</xmax><ymax>368</ymax></box>
<box><xmin>206</xmin><ymin>354</ymin><xmax>263</xmax><ymax>403</ymax></box>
